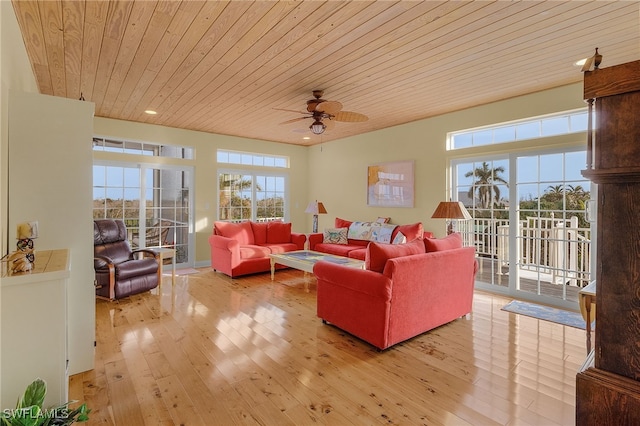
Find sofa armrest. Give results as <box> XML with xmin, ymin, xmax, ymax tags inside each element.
<box><xmin>291</xmin><ymin>232</ymin><xmax>306</xmax><ymax>250</ymax></box>
<box><xmin>132</xmin><ymin>248</ymin><xmax>159</xmax><ymax>260</ymax></box>
<box><xmin>308</xmin><ymin>233</ymin><xmax>323</xmax><ymax>250</ymax></box>
<box><xmin>313</xmin><ymin>261</ymin><xmax>392</xmax><ymax>299</ymax></box>
<box><xmin>314</xmin><ymin>260</ymin><xmax>393</xmax><ymax>350</ymax></box>
<box><xmin>209</xmin><ymin>234</ymin><xmax>241</xmax><ymax>268</ymax></box>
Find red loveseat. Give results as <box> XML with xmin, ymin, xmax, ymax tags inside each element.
<box><xmin>313</xmin><ymin>233</ymin><xmax>478</xmax><ymax>350</ymax></box>
<box><xmin>209</xmin><ymin>220</ymin><xmax>306</xmax><ymax>277</ymax></box>
<box><xmin>308</xmin><ymin>217</ymin><xmax>432</xmax><ymax>260</ymax></box>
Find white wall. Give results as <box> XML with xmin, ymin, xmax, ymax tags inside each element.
<box><xmin>1</xmin><ymin>0</ymin><xmax>40</xmax><ymax>397</ymax></box>
<box><xmin>8</xmin><ymin>91</ymin><xmax>95</xmax><ymax>375</ymax></box>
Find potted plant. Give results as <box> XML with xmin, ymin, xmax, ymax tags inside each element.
<box><xmin>1</xmin><ymin>378</ymin><xmax>90</xmax><ymax>425</ymax></box>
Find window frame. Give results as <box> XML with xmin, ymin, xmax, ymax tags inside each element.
<box><xmin>217</xmin><ymin>168</ymin><xmax>290</xmax><ymax>223</ymax></box>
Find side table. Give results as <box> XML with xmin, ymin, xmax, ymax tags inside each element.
<box><xmin>147</xmin><ymin>247</ymin><xmax>176</xmax><ymax>288</ymax></box>
<box><xmin>579</xmin><ymin>281</ymin><xmax>596</xmax><ymax>353</ymax></box>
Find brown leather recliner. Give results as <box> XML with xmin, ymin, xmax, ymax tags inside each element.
<box><xmin>93</xmin><ymin>219</ymin><xmax>159</xmax><ymax>300</ymax></box>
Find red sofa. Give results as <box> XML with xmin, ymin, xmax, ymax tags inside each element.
<box><xmin>313</xmin><ymin>233</ymin><xmax>478</xmax><ymax>350</ymax></box>
<box><xmin>308</xmin><ymin>217</ymin><xmax>432</xmax><ymax>260</ymax></box>
<box><xmin>209</xmin><ymin>220</ymin><xmax>306</xmax><ymax>277</ymax></box>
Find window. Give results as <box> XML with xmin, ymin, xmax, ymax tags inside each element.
<box><xmin>93</xmin><ymin>135</ymin><xmax>195</xmax><ymax>266</ymax></box>
<box><xmin>217</xmin><ymin>150</ymin><xmax>289</xmax><ymax>222</ymax></box>
<box><xmin>449</xmin><ymin>109</ymin><xmax>588</xmax><ymax>149</ymax></box>
<box><xmin>452</xmin><ymin>151</ymin><xmax>592</xmax><ymax>308</ymax></box>
<box><xmin>93</xmin><ymin>136</ymin><xmax>194</xmax><ymax>159</ymax></box>
<box><xmin>93</xmin><ymin>164</ymin><xmax>193</xmax><ymax>265</ymax></box>
<box><xmin>218</xmin><ymin>172</ymin><xmax>286</xmax><ymax>222</ymax></box>
<box><xmin>217</xmin><ymin>149</ymin><xmax>288</xmax><ymax>168</ymax></box>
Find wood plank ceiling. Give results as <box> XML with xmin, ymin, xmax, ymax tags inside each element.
<box><xmin>11</xmin><ymin>1</ymin><xmax>640</xmax><ymax>146</ymax></box>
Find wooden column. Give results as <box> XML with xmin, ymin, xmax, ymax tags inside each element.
<box><xmin>577</xmin><ymin>60</ymin><xmax>640</xmax><ymax>423</ymax></box>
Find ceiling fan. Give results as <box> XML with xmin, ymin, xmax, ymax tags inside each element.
<box><xmin>277</xmin><ymin>90</ymin><xmax>368</xmax><ymax>135</ymax></box>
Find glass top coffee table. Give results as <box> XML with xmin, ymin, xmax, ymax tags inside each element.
<box><xmin>269</xmin><ymin>250</ymin><xmax>365</xmax><ymax>280</ymax></box>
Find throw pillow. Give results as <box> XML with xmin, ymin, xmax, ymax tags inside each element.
<box><xmin>266</xmin><ymin>221</ymin><xmax>292</xmax><ymax>243</ymax></box>
<box><xmin>365</xmin><ymin>238</ymin><xmax>425</xmax><ymax>273</ymax></box>
<box><xmin>335</xmin><ymin>217</ymin><xmax>353</xmax><ymax>229</ymax></box>
<box><xmin>424</xmin><ymin>232</ymin><xmax>463</xmax><ymax>252</ymax></box>
<box><xmin>250</xmin><ymin>222</ymin><xmax>268</xmax><ymax>244</ymax></box>
<box><xmin>392</xmin><ymin>232</ymin><xmax>407</xmax><ymax>244</ymax></box>
<box><xmin>214</xmin><ymin>221</ymin><xmax>255</xmax><ymax>245</ymax></box>
<box><xmin>323</xmin><ymin>227</ymin><xmax>348</xmax><ymax>244</ymax></box>
<box><xmin>392</xmin><ymin>222</ymin><xmax>423</xmax><ymax>242</ymax></box>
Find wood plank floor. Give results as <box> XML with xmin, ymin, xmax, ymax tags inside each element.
<box><xmin>69</xmin><ymin>268</ymin><xmax>588</xmax><ymax>425</ymax></box>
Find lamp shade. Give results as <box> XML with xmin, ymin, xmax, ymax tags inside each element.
<box><xmin>431</xmin><ymin>201</ymin><xmax>472</xmax><ymax>220</ymax></box>
<box><xmin>305</xmin><ymin>201</ymin><xmax>327</xmax><ymax>215</ymax></box>
<box><xmin>310</xmin><ymin>120</ymin><xmax>326</xmax><ymax>135</ymax></box>
<box><xmin>16</xmin><ymin>221</ymin><xmax>39</xmax><ymax>239</ymax></box>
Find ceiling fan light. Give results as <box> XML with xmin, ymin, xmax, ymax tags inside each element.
<box><xmin>310</xmin><ymin>120</ymin><xmax>326</xmax><ymax>135</ymax></box>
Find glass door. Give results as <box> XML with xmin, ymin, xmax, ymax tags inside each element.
<box><xmin>454</xmin><ymin>157</ymin><xmax>511</xmax><ymax>291</ymax></box>
<box><xmin>93</xmin><ymin>163</ymin><xmax>194</xmax><ymax>267</ymax></box>
<box><xmin>453</xmin><ymin>149</ymin><xmax>593</xmax><ymax>307</ymax></box>
<box><xmin>514</xmin><ymin>150</ymin><xmax>592</xmax><ymax>303</ymax></box>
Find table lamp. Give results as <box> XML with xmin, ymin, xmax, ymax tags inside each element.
<box><xmin>16</xmin><ymin>221</ymin><xmax>38</xmax><ymax>250</ymax></box>
<box><xmin>305</xmin><ymin>200</ymin><xmax>327</xmax><ymax>233</ymax></box>
<box><xmin>431</xmin><ymin>201</ymin><xmax>471</xmax><ymax>234</ymax></box>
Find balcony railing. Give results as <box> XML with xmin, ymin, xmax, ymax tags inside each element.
<box><xmin>459</xmin><ymin>216</ymin><xmax>591</xmax><ymax>288</ymax></box>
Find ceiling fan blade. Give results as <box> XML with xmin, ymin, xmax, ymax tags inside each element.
<box><xmin>324</xmin><ymin>119</ymin><xmax>336</xmax><ymax>130</ymax></box>
<box><xmin>279</xmin><ymin>117</ymin><xmax>309</xmax><ymax>125</ymax></box>
<box><xmin>306</xmin><ymin>100</ymin><xmax>323</xmax><ymax>112</ymax></box>
<box><xmin>333</xmin><ymin>111</ymin><xmax>368</xmax><ymax>122</ymax></box>
<box><xmin>274</xmin><ymin>107</ymin><xmax>308</xmax><ymax>114</ymax></box>
<box><xmin>315</xmin><ymin>100</ymin><xmax>342</xmax><ymax>114</ymax></box>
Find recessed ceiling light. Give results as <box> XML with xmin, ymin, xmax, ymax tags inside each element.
<box><xmin>145</xmin><ymin>110</ymin><xmax>157</xmax><ymax>115</ymax></box>
<box><xmin>303</xmin><ymin>136</ymin><xmax>310</xmax><ymax>140</ymax></box>
<box><xmin>574</xmin><ymin>58</ymin><xmax>587</xmax><ymax>67</ymax></box>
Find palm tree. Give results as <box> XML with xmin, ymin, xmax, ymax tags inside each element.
<box><xmin>465</xmin><ymin>161</ymin><xmax>508</xmax><ymax>209</ymax></box>
<box><xmin>219</xmin><ymin>174</ymin><xmax>255</xmax><ymax>220</ymax></box>
<box><xmin>544</xmin><ymin>184</ymin><xmax>565</xmax><ymax>203</ymax></box>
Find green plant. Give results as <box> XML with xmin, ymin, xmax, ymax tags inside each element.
<box><xmin>1</xmin><ymin>378</ymin><xmax>90</xmax><ymax>426</ymax></box>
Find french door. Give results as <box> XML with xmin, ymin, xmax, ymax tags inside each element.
<box><xmin>453</xmin><ymin>148</ymin><xmax>594</xmax><ymax>308</ymax></box>
<box><xmin>93</xmin><ymin>162</ymin><xmax>194</xmax><ymax>267</ymax></box>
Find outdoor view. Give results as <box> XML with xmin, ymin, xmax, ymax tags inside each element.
<box><xmin>218</xmin><ymin>173</ymin><xmax>285</xmax><ymax>222</ymax></box>
<box><xmin>93</xmin><ymin>165</ymin><xmax>191</xmax><ymax>265</ymax></box>
<box><xmin>455</xmin><ymin>150</ymin><xmax>591</xmax><ymax>304</ymax></box>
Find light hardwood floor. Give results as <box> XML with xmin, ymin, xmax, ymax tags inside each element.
<box><xmin>70</xmin><ymin>268</ymin><xmax>587</xmax><ymax>425</ymax></box>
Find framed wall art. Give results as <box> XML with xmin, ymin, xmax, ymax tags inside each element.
<box><xmin>367</xmin><ymin>160</ymin><xmax>414</xmax><ymax>207</ymax></box>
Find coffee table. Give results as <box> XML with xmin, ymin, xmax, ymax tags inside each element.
<box><xmin>269</xmin><ymin>250</ymin><xmax>365</xmax><ymax>280</ymax></box>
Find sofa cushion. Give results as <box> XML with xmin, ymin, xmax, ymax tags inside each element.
<box><xmin>365</xmin><ymin>238</ymin><xmax>425</xmax><ymax>273</ymax></box>
<box><xmin>251</xmin><ymin>222</ymin><xmax>268</xmax><ymax>244</ymax></box>
<box><xmin>323</xmin><ymin>227</ymin><xmax>348</xmax><ymax>244</ymax></box>
<box><xmin>391</xmin><ymin>222</ymin><xmax>423</xmax><ymax>242</ymax></box>
<box><xmin>267</xmin><ymin>221</ymin><xmax>291</xmax><ymax>243</ymax></box>
<box><xmin>347</xmin><ymin>247</ymin><xmax>367</xmax><ymax>260</ymax></box>
<box><xmin>239</xmin><ymin>244</ymin><xmax>271</xmax><ymax>259</ymax></box>
<box><xmin>424</xmin><ymin>232</ymin><xmax>463</xmax><ymax>252</ymax></box>
<box><xmin>116</xmin><ymin>258</ymin><xmax>159</xmax><ymax>280</ymax></box>
<box><xmin>262</xmin><ymin>243</ymin><xmax>299</xmax><ymax>254</ymax></box>
<box><xmin>335</xmin><ymin>217</ymin><xmax>353</xmax><ymax>229</ymax></box>
<box><xmin>314</xmin><ymin>243</ymin><xmax>362</xmax><ymax>258</ymax></box>
<box><xmin>215</xmin><ymin>221</ymin><xmax>254</xmax><ymax>245</ymax></box>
